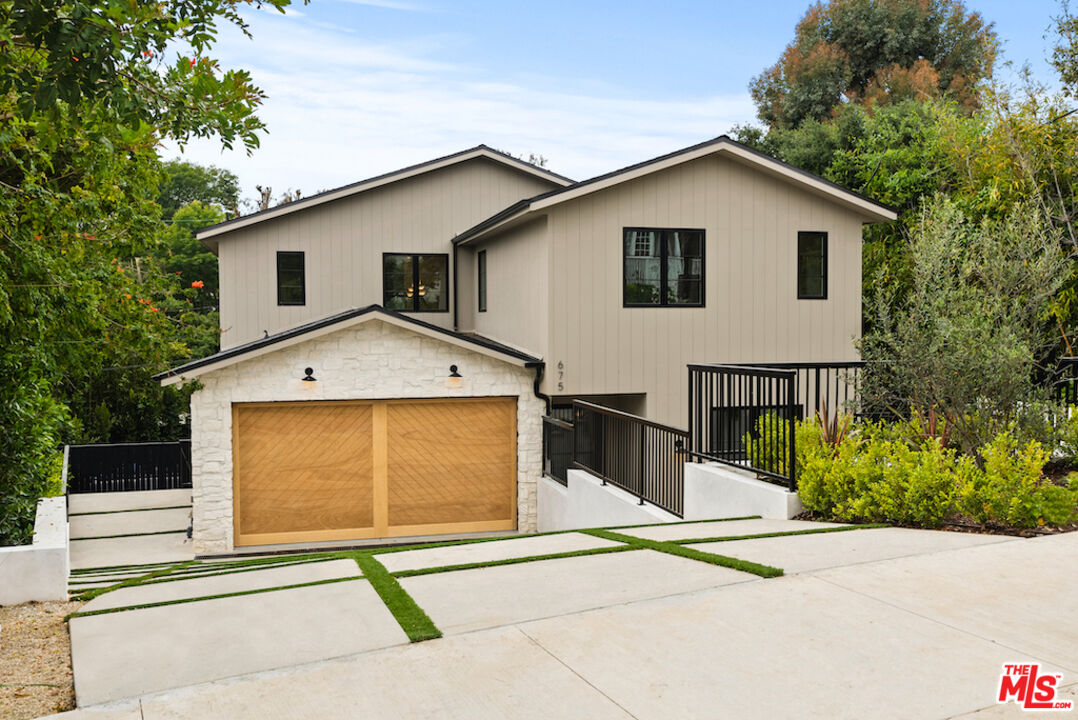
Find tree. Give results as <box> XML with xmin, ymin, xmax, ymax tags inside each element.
<box><xmin>860</xmin><ymin>198</ymin><xmax>1068</xmax><ymax>454</ymax></box>
<box><xmin>750</xmin><ymin>0</ymin><xmax>997</xmax><ymax>129</ymax></box>
<box><xmin>158</xmin><ymin>160</ymin><xmax>240</xmax><ymax>221</ymax></box>
<box><xmin>0</xmin><ymin>0</ymin><xmax>295</xmax><ymax>544</ymax></box>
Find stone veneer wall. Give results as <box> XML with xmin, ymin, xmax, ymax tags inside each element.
<box><xmin>188</xmin><ymin>319</ymin><xmax>543</xmax><ymax>554</ymax></box>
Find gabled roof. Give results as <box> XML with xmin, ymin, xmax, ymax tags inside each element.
<box><xmin>154</xmin><ymin>305</ymin><xmax>542</xmax><ymax>386</ymax></box>
<box><xmin>453</xmin><ymin>135</ymin><xmax>898</xmax><ymax>246</ymax></box>
<box><xmin>196</xmin><ymin>145</ymin><xmax>574</xmax><ymax>249</ymax></box>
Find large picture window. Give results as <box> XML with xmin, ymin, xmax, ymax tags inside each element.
<box><xmin>383</xmin><ymin>253</ymin><xmax>449</xmax><ymax>312</ymax></box>
<box><xmin>277</xmin><ymin>251</ymin><xmax>305</xmax><ymax>306</ymax></box>
<box><xmin>797</xmin><ymin>231</ymin><xmax>827</xmax><ymax>299</ymax></box>
<box><xmin>623</xmin><ymin>228</ymin><xmax>704</xmax><ymax>307</ymax></box>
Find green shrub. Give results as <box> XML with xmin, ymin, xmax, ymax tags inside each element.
<box><xmin>957</xmin><ymin>433</ymin><xmax>1077</xmax><ymax>527</ymax></box>
<box><xmin>743</xmin><ymin>412</ymin><xmax>791</xmax><ymax>478</ymax></box>
<box><xmin>795</xmin><ymin>419</ymin><xmax>1078</xmax><ymax>529</ymax></box>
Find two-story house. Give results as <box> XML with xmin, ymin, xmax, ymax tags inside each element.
<box><xmin>157</xmin><ymin>137</ymin><xmax>896</xmax><ymax>555</ymax></box>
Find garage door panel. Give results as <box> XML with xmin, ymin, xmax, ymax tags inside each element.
<box><xmin>386</xmin><ymin>398</ymin><xmax>516</xmax><ymax>528</ymax></box>
<box><xmin>233</xmin><ymin>397</ymin><xmax>517</xmax><ymax>546</ymax></box>
<box><xmin>235</xmin><ymin>403</ymin><xmax>375</xmax><ymax>539</ymax></box>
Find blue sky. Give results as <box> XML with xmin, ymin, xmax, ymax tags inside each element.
<box><xmin>173</xmin><ymin>0</ymin><xmax>1069</xmax><ymax>202</ymax></box>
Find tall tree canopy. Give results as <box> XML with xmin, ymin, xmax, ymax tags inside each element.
<box><xmin>0</xmin><ymin>0</ymin><xmax>295</xmax><ymax>544</ymax></box>
<box><xmin>750</xmin><ymin>0</ymin><xmax>998</xmax><ymax>129</ymax></box>
<box><xmin>158</xmin><ymin>160</ymin><xmax>240</xmax><ymax>221</ymax></box>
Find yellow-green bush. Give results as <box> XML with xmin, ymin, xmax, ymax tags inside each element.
<box><xmin>784</xmin><ymin>417</ymin><xmax>1078</xmax><ymax>529</ymax></box>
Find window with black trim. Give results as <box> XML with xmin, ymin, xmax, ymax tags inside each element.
<box><xmin>797</xmin><ymin>231</ymin><xmax>827</xmax><ymax>299</ymax></box>
<box><xmin>623</xmin><ymin>228</ymin><xmax>704</xmax><ymax>307</ymax></box>
<box><xmin>383</xmin><ymin>253</ymin><xmax>449</xmax><ymax>312</ymax></box>
<box><xmin>477</xmin><ymin>250</ymin><xmax>487</xmax><ymax>312</ymax></box>
<box><xmin>276</xmin><ymin>251</ymin><xmax>305</xmax><ymax>306</ymax></box>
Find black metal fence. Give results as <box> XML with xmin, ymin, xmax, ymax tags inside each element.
<box><xmin>688</xmin><ymin>364</ymin><xmax>799</xmax><ymax>489</ymax></box>
<box><xmin>739</xmin><ymin>361</ymin><xmax>864</xmax><ymax>418</ymax></box>
<box><xmin>542</xmin><ymin>416</ymin><xmax>574</xmax><ymax>485</ymax></box>
<box><xmin>571</xmin><ymin>400</ymin><xmax>689</xmax><ymax>516</ymax></box>
<box><xmin>66</xmin><ymin>440</ymin><xmax>192</xmax><ymax>494</ymax></box>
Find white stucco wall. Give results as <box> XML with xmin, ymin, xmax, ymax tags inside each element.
<box><xmin>537</xmin><ymin>470</ymin><xmax>679</xmax><ymax>532</ymax></box>
<box><xmin>0</xmin><ymin>497</ymin><xmax>69</xmax><ymax>605</ymax></box>
<box><xmin>188</xmin><ymin>318</ymin><xmax>543</xmax><ymax>554</ymax></box>
<box><xmin>684</xmin><ymin>463</ymin><xmax>802</xmax><ymax>520</ymax></box>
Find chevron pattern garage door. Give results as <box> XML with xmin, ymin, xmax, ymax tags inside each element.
<box><xmin>232</xmin><ymin>398</ymin><xmax>517</xmax><ymax>547</ymax></box>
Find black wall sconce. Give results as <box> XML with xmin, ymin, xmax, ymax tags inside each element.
<box><xmin>302</xmin><ymin>367</ymin><xmax>317</xmax><ymax>382</ymax></box>
<box><xmin>446</xmin><ymin>364</ymin><xmax>462</xmax><ymax>388</ymax></box>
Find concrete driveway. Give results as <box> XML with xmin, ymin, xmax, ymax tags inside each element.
<box><xmin>52</xmin><ymin>521</ymin><xmax>1077</xmax><ymax>719</ymax></box>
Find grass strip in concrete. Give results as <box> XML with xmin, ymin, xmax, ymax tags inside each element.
<box><xmin>70</xmin><ymin>560</ymin><xmax>182</xmax><ymax>575</ymax></box>
<box><xmin>131</xmin><ymin>557</ymin><xmax>340</xmax><ymax>587</ymax></box>
<box><xmin>67</xmin><ymin>505</ymin><xmax>191</xmax><ymax>517</ymax></box>
<box><xmin>70</xmin><ymin>529</ymin><xmax>189</xmax><ymax>541</ymax></box>
<box><xmin>391</xmin><ymin>544</ymin><xmax>637</xmax><ymax>579</ymax></box>
<box><xmin>156</xmin><ymin>553</ymin><xmax>334</xmax><ymax>576</ymax></box>
<box><xmin>670</xmin><ymin>523</ymin><xmax>890</xmax><ymax>545</ymax></box>
<box><xmin>71</xmin><ymin>560</ymin><xmax>199</xmax><ymax>602</ymax></box>
<box><xmin>353</xmin><ymin>554</ymin><xmax>442</xmax><ymax>642</ymax></box>
<box><xmin>66</xmin><ymin>575</ymin><xmax>366</xmax><ymax>620</ymax></box>
<box><xmin>366</xmin><ymin>519</ymin><xmax>757</xmax><ymax>557</ymax></box>
<box><xmin>583</xmin><ymin>529</ymin><xmax>784</xmax><ymax>578</ymax></box>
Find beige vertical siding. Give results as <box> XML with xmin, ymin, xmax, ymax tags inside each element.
<box><xmin>217</xmin><ymin>158</ymin><xmax>559</xmax><ymax>349</ymax></box>
<box><xmin>456</xmin><ymin>245</ymin><xmax>476</xmax><ymax>333</ymax></box>
<box><xmin>470</xmin><ymin>217</ymin><xmax>549</xmax><ymax>356</ymax></box>
<box><xmin>543</xmin><ymin>153</ymin><xmax>866</xmax><ymax>427</ymax></box>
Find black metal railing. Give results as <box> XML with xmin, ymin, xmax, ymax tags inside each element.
<box><xmin>542</xmin><ymin>416</ymin><xmax>574</xmax><ymax>485</ymax></box>
<box><xmin>688</xmin><ymin>364</ymin><xmax>799</xmax><ymax>490</ymax></box>
<box><xmin>571</xmin><ymin>400</ymin><xmax>689</xmax><ymax>516</ymax></box>
<box><xmin>738</xmin><ymin>361</ymin><xmax>865</xmax><ymax>418</ymax></box>
<box><xmin>66</xmin><ymin>440</ymin><xmax>192</xmax><ymax>494</ymax></box>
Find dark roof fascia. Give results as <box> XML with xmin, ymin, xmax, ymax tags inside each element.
<box><xmin>197</xmin><ymin>145</ymin><xmax>573</xmax><ymax>240</ymax></box>
<box><xmin>451</xmin><ymin>198</ymin><xmax>534</xmax><ymax>246</ymax></box>
<box><xmin>451</xmin><ymin>135</ymin><xmax>898</xmax><ymax>245</ymax></box>
<box><xmin>153</xmin><ymin>305</ymin><xmax>542</xmax><ymax>381</ymax></box>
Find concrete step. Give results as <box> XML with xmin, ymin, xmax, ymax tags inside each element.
<box><xmin>70</xmin><ymin>508</ymin><xmax>192</xmax><ymax>539</ymax></box>
<box><xmin>68</xmin><ymin>489</ymin><xmax>191</xmax><ymax>514</ymax></box>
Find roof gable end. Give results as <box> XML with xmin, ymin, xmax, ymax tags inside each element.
<box><xmin>453</xmin><ymin>136</ymin><xmax>897</xmax><ymax>245</ymax></box>
<box><xmin>198</xmin><ymin>146</ymin><xmax>574</xmax><ymax>247</ymax></box>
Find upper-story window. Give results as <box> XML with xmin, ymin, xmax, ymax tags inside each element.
<box><xmin>797</xmin><ymin>231</ymin><xmax>827</xmax><ymax>299</ymax></box>
<box><xmin>623</xmin><ymin>228</ymin><xmax>704</xmax><ymax>307</ymax></box>
<box><xmin>383</xmin><ymin>253</ymin><xmax>449</xmax><ymax>312</ymax></box>
<box><xmin>477</xmin><ymin>250</ymin><xmax>487</xmax><ymax>312</ymax></box>
<box><xmin>277</xmin><ymin>251</ymin><xmax>305</xmax><ymax>306</ymax></box>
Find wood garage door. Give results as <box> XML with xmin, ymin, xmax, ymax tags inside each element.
<box><xmin>233</xmin><ymin>397</ymin><xmax>517</xmax><ymax>546</ymax></box>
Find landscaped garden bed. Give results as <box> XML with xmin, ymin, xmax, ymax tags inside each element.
<box><xmin>757</xmin><ymin>413</ymin><xmax>1078</xmax><ymax>536</ymax></box>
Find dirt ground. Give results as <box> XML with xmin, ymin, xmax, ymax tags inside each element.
<box><xmin>0</xmin><ymin>601</ymin><xmax>82</xmax><ymax>720</ymax></box>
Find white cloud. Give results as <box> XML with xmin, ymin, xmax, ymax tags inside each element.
<box><xmin>168</xmin><ymin>10</ymin><xmax>755</xmax><ymax>201</ymax></box>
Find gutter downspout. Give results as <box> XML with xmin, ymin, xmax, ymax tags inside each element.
<box><xmin>530</xmin><ymin>362</ymin><xmax>550</xmax><ymax>415</ymax></box>
<box><xmin>452</xmin><ymin>241</ymin><xmax>459</xmax><ymax>331</ymax></box>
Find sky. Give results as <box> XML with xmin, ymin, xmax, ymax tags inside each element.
<box><xmin>170</xmin><ymin>0</ymin><xmax>1071</xmax><ymax>203</ymax></box>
